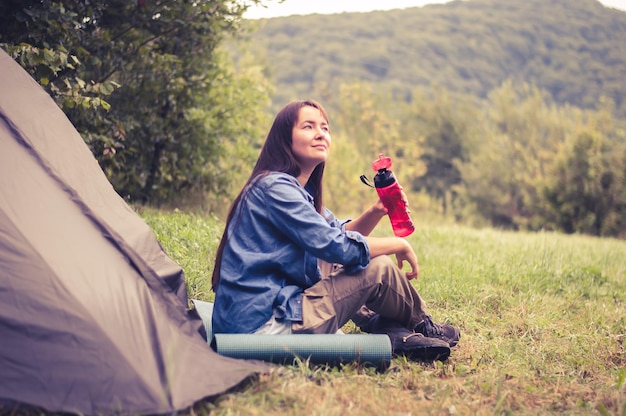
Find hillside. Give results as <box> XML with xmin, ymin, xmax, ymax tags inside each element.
<box><xmin>241</xmin><ymin>0</ymin><xmax>626</xmax><ymax>116</ymax></box>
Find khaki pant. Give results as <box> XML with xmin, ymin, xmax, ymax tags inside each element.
<box><xmin>292</xmin><ymin>256</ymin><xmax>427</xmax><ymax>334</ymax></box>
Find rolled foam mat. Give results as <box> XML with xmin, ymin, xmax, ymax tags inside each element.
<box><xmin>211</xmin><ymin>333</ymin><xmax>392</xmax><ymax>371</ymax></box>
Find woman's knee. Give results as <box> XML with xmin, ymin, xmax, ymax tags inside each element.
<box><xmin>369</xmin><ymin>255</ymin><xmax>396</xmax><ymax>269</ymax></box>
<box><xmin>364</xmin><ymin>255</ymin><xmax>399</xmax><ymax>284</ymax></box>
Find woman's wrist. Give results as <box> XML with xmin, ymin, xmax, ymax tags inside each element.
<box><xmin>369</xmin><ymin>203</ymin><xmax>387</xmax><ymax>218</ymax></box>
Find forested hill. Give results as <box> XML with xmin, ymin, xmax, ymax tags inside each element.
<box><xmin>242</xmin><ymin>0</ymin><xmax>626</xmax><ymax>116</ymax></box>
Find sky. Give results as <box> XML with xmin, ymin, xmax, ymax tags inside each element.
<box><xmin>244</xmin><ymin>0</ymin><xmax>626</xmax><ymax>19</ymax></box>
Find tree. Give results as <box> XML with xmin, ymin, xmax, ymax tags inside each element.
<box><xmin>459</xmin><ymin>82</ymin><xmax>567</xmax><ymax>229</ymax></box>
<box><xmin>241</xmin><ymin>0</ymin><xmax>626</xmax><ymax>119</ymax></box>
<box><xmin>458</xmin><ymin>81</ymin><xmax>626</xmax><ymax>237</ymax></box>
<box><xmin>0</xmin><ymin>0</ymin><xmax>269</xmax><ymax>207</ymax></box>
<box><xmin>0</xmin><ymin>1</ymin><xmax>121</xmax><ymax>113</ymax></box>
<box><xmin>542</xmin><ymin>103</ymin><xmax>626</xmax><ymax>236</ymax></box>
<box><xmin>401</xmin><ymin>87</ymin><xmax>476</xmax><ymax>215</ymax></box>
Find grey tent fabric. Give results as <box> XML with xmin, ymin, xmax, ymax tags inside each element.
<box><xmin>0</xmin><ymin>49</ymin><xmax>267</xmax><ymax>415</ymax></box>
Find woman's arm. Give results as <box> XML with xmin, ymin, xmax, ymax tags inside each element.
<box><xmin>365</xmin><ymin>236</ymin><xmax>419</xmax><ymax>280</ymax></box>
<box><xmin>345</xmin><ymin>199</ymin><xmax>418</xmax><ymax>278</ymax></box>
<box><xmin>345</xmin><ymin>199</ymin><xmax>387</xmax><ymax>236</ymax></box>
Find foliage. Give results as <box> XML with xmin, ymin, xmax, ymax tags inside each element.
<box><xmin>0</xmin><ymin>1</ymin><xmax>122</xmax><ymax>113</ymax></box>
<box><xmin>457</xmin><ymin>82</ymin><xmax>563</xmax><ymax>229</ymax></box>
<box><xmin>2</xmin><ymin>0</ymin><xmax>625</xmax><ymax>236</ymax></box>
<box><xmin>313</xmin><ymin>78</ymin><xmax>626</xmax><ymax>237</ymax></box>
<box><xmin>243</xmin><ymin>0</ymin><xmax>626</xmax><ymax>118</ymax></box>
<box><xmin>456</xmin><ymin>82</ymin><xmax>624</xmax><ymax>235</ymax></box>
<box><xmin>398</xmin><ymin>87</ymin><xmax>479</xmax><ymax>215</ymax></box>
<box><xmin>0</xmin><ymin>0</ymin><xmax>270</xmax><ymax>206</ymax></box>
<box><xmin>543</xmin><ymin>118</ymin><xmax>626</xmax><ymax>237</ymax></box>
<box><xmin>3</xmin><ymin>42</ymin><xmax>120</xmax><ymax>112</ymax></box>
<box><xmin>236</xmin><ymin>0</ymin><xmax>626</xmax><ymax>237</ymax></box>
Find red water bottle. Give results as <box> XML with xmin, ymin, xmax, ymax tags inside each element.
<box><xmin>372</xmin><ymin>153</ymin><xmax>415</xmax><ymax>237</ymax></box>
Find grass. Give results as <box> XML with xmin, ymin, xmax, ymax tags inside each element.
<box><xmin>140</xmin><ymin>207</ymin><xmax>626</xmax><ymax>416</ymax></box>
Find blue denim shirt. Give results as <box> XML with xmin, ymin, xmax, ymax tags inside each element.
<box><xmin>211</xmin><ymin>172</ymin><xmax>370</xmax><ymax>334</ymax></box>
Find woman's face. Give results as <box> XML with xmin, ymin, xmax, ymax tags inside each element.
<box><xmin>291</xmin><ymin>105</ymin><xmax>331</xmax><ymax>172</ymax></box>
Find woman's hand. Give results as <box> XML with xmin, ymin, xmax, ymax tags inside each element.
<box><xmin>394</xmin><ymin>238</ymin><xmax>419</xmax><ymax>280</ymax></box>
<box><xmin>365</xmin><ymin>236</ymin><xmax>419</xmax><ymax>280</ymax></box>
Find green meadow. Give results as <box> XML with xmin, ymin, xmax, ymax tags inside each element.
<box><xmin>141</xmin><ymin>208</ymin><xmax>626</xmax><ymax>415</ymax></box>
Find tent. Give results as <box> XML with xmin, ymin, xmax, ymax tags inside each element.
<box><xmin>0</xmin><ymin>48</ymin><xmax>267</xmax><ymax>415</ymax></box>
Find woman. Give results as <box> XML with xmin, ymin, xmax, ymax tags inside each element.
<box><xmin>211</xmin><ymin>99</ymin><xmax>459</xmax><ymax>361</ymax></box>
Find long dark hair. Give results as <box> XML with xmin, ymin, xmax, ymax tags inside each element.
<box><xmin>211</xmin><ymin>99</ymin><xmax>330</xmax><ymax>290</ymax></box>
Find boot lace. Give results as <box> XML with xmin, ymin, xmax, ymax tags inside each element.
<box><xmin>402</xmin><ymin>332</ymin><xmax>425</xmax><ymax>343</ymax></box>
<box><xmin>421</xmin><ymin>315</ymin><xmax>445</xmax><ymax>337</ymax></box>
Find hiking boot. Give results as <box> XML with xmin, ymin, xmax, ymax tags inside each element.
<box><xmin>387</xmin><ymin>329</ymin><xmax>451</xmax><ymax>362</ymax></box>
<box><xmin>414</xmin><ymin>315</ymin><xmax>460</xmax><ymax>347</ymax></box>
<box><xmin>361</xmin><ymin>315</ymin><xmax>450</xmax><ymax>361</ymax></box>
